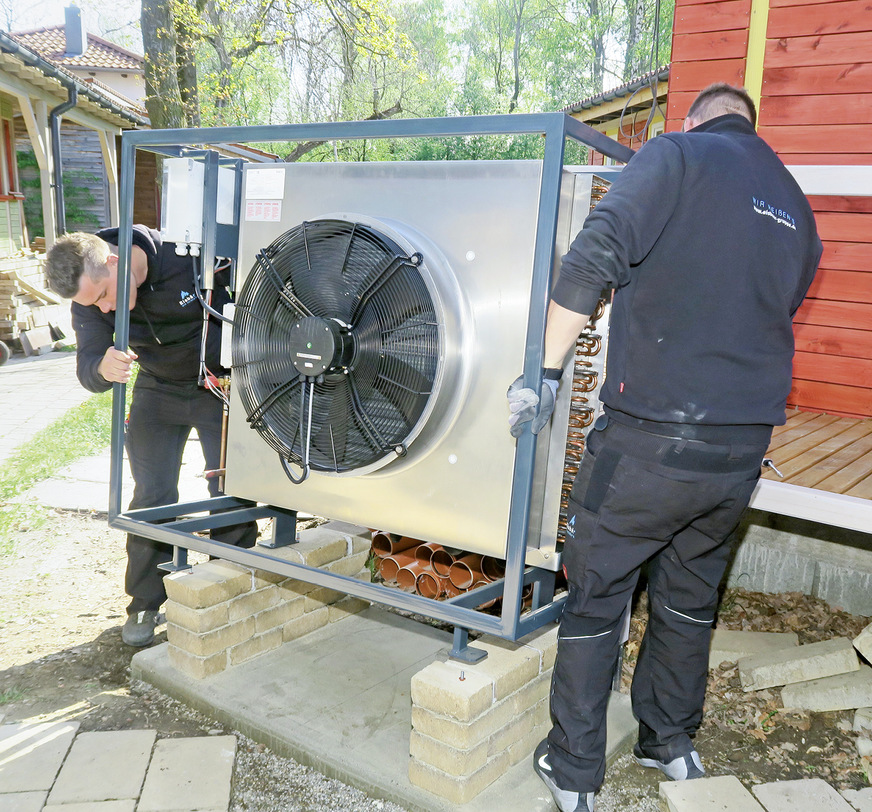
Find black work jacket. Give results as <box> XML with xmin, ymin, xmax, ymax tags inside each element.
<box><xmin>552</xmin><ymin>115</ymin><xmax>823</xmax><ymax>427</ymax></box>
<box><xmin>72</xmin><ymin>226</ymin><xmax>230</xmax><ymax>393</ymax></box>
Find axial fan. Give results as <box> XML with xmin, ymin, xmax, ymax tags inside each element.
<box><xmin>232</xmin><ymin>218</ymin><xmax>441</xmax><ymax>481</ymax></box>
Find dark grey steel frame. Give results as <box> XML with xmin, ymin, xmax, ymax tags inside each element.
<box><xmin>109</xmin><ymin>113</ymin><xmax>633</xmax><ymax>655</ymax></box>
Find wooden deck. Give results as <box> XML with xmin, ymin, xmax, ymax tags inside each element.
<box><xmin>748</xmin><ymin>409</ymin><xmax>872</xmax><ymax>533</ymax></box>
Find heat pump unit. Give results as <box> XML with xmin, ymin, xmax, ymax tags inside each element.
<box><xmin>224</xmin><ymin>160</ymin><xmax>612</xmax><ymax>566</ymax></box>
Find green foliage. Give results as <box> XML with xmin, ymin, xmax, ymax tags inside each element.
<box><xmin>16</xmin><ymin>150</ymin><xmax>101</xmax><ymax>238</ymax></box>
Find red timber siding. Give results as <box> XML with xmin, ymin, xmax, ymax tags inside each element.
<box><xmin>666</xmin><ymin>0</ymin><xmax>872</xmax><ymax>418</ymax></box>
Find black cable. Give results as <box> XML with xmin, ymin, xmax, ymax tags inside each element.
<box><xmin>192</xmin><ymin>254</ymin><xmax>235</xmax><ymax>324</ymax></box>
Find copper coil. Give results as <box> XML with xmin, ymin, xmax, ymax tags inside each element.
<box><xmin>569</xmin><ymin>412</ymin><xmax>595</xmax><ymax>429</ymax></box>
<box><xmin>573</xmin><ymin>373</ymin><xmax>598</xmax><ymax>392</ymax></box>
<box><xmin>570</xmin><ymin>395</ymin><xmax>590</xmax><ymax>407</ymax></box>
<box><xmin>576</xmin><ymin>334</ymin><xmax>602</xmax><ymax>355</ymax></box>
<box><xmin>574</xmin><ymin>359</ymin><xmax>593</xmax><ymax>371</ymax></box>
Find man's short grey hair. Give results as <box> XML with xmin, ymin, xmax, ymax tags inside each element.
<box><xmin>45</xmin><ymin>232</ymin><xmax>112</xmax><ymax>298</ymax></box>
<box><xmin>687</xmin><ymin>83</ymin><xmax>757</xmax><ymax>128</ymax></box>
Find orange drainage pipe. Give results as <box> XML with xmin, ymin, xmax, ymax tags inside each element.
<box><xmin>470</xmin><ymin>580</ymin><xmax>499</xmax><ymax>609</ymax></box>
<box><xmin>448</xmin><ymin>554</ymin><xmax>484</xmax><ymax>590</ymax></box>
<box><xmin>396</xmin><ymin>561</ymin><xmax>429</xmax><ymax>591</ymax></box>
<box><xmin>416</xmin><ymin>570</ymin><xmax>443</xmax><ymax>599</ymax></box>
<box><xmin>431</xmin><ymin>548</ymin><xmax>459</xmax><ymax>577</ymax></box>
<box><xmin>371</xmin><ymin>532</ymin><xmax>420</xmax><ymax>557</ymax></box>
<box><xmin>414</xmin><ymin>542</ymin><xmax>443</xmax><ymax>566</ymax></box>
<box><xmin>481</xmin><ymin>556</ymin><xmax>506</xmax><ymax>582</ymax></box>
<box><xmin>379</xmin><ymin>550</ymin><xmax>417</xmax><ymax>582</ymax></box>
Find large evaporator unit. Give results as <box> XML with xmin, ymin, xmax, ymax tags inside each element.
<box><xmin>108</xmin><ymin>115</ymin><xmax>631</xmax><ymax>658</ymax></box>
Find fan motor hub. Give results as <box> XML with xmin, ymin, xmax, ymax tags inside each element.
<box><xmin>290</xmin><ymin>317</ymin><xmax>351</xmax><ymax>376</ymax></box>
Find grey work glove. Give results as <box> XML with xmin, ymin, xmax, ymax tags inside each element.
<box><xmin>507</xmin><ymin>374</ymin><xmax>559</xmax><ymax>437</ymax></box>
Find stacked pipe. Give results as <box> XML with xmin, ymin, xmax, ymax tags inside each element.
<box><xmin>370</xmin><ymin>531</ymin><xmax>530</xmax><ymax>610</ymax></box>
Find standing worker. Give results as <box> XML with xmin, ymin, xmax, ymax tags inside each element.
<box><xmin>45</xmin><ymin>226</ymin><xmax>259</xmax><ymax>647</ymax></box>
<box><xmin>507</xmin><ymin>84</ymin><xmax>822</xmax><ymax>812</ymax></box>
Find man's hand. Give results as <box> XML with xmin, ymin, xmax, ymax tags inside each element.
<box><xmin>507</xmin><ymin>375</ymin><xmax>559</xmax><ymax>437</ymax></box>
<box><xmin>98</xmin><ymin>347</ymin><xmax>138</xmax><ymax>383</ymax></box>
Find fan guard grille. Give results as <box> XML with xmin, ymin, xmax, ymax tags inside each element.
<box><xmin>232</xmin><ymin>219</ymin><xmax>441</xmax><ymax>474</ymax></box>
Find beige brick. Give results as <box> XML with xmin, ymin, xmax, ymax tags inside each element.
<box><xmin>253</xmin><ymin>569</ymin><xmax>286</xmax><ymax>588</ymax></box>
<box><xmin>411</xmin><ymin>661</ymin><xmax>494</xmax><ymax>723</ymax></box>
<box><xmin>229</xmin><ymin>628</ymin><xmax>283</xmax><ymax>666</ymax></box>
<box><xmin>319</xmin><ymin>520</ymin><xmax>371</xmax><ymax>553</ymax></box>
<box><xmin>512</xmin><ymin>671</ymin><xmax>551</xmax><ymax>715</ymax></box>
<box><xmin>487</xmin><ymin>705</ymin><xmax>536</xmax><ymax>758</ymax></box>
<box><xmin>532</xmin><ymin>696</ymin><xmax>550</xmax><ymax>727</ymax></box>
<box><xmin>408</xmin><ymin>751</ymin><xmax>510</xmax><ymax>805</ymax></box>
<box><xmin>411</xmin><ymin>695</ymin><xmax>517</xmax><ymax>751</ymax></box>
<box><xmin>325</xmin><ymin>551</ymin><xmax>370</xmax><ymax>578</ymax></box>
<box><xmin>277</xmin><ymin>578</ymin><xmax>316</xmax><ymax>599</ymax></box>
<box><xmin>164</xmin><ymin>561</ymin><xmax>252</xmax><ymax>609</ymax></box>
<box><xmin>229</xmin><ymin>585</ymin><xmax>280</xmax><ymax>622</ymax></box>
<box><xmin>328</xmin><ymin>597</ymin><xmax>370</xmax><ymax>623</ymax></box>
<box><xmin>282</xmin><ymin>606</ymin><xmax>330</xmax><ymax>642</ymax></box>
<box><xmin>167</xmin><ymin>617</ymin><xmax>255</xmax><ymax>658</ymax></box>
<box><xmin>506</xmin><ymin>722</ymin><xmax>548</xmax><ymax>767</ymax></box>
<box><xmin>274</xmin><ymin>527</ymin><xmax>348</xmax><ymax>567</ymax></box>
<box><xmin>351</xmin><ymin>535</ymin><xmax>373</xmax><ymax>555</ymax></box>
<box><xmin>520</xmin><ymin>624</ymin><xmax>560</xmax><ymax>673</ymax></box>
<box><xmin>471</xmin><ymin>637</ymin><xmax>540</xmax><ymax>701</ymax></box>
<box><xmin>304</xmin><ymin>586</ymin><xmax>346</xmax><ymax>611</ymax></box>
<box><xmin>410</xmin><ymin>730</ymin><xmax>488</xmax><ymax>777</ymax></box>
<box><xmin>168</xmin><ymin>644</ymin><xmax>227</xmax><ymax>680</ymax></box>
<box><xmin>255</xmin><ymin>598</ymin><xmax>305</xmax><ymax>633</ymax></box>
<box><xmin>165</xmin><ymin>601</ymin><xmax>228</xmax><ymax>634</ymax></box>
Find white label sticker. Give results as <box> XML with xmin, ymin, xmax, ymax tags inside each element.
<box><xmin>245</xmin><ymin>200</ymin><xmax>282</xmax><ymax>222</ymax></box>
<box><xmin>246</xmin><ymin>167</ymin><xmax>285</xmax><ymax>199</ymax></box>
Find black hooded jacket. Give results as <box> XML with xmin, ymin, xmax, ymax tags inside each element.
<box><xmin>72</xmin><ymin>226</ymin><xmax>231</xmax><ymax>393</ymax></box>
<box><xmin>552</xmin><ymin>115</ymin><xmax>823</xmax><ymax>428</ymax></box>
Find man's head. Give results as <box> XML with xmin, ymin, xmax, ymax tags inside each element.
<box><xmin>45</xmin><ymin>232</ymin><xmax>134</xmax><ymax>313</ymax></box>
<box><xmin>683</xmin><ymin>83</ymin><xmax>757</xmax><ymax>132</ymax></box>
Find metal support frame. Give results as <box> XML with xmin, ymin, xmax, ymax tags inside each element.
<box><xmin>111</xmin><ymin>113</ymin><xmax>633</xmax><ymax>651</ymax></box>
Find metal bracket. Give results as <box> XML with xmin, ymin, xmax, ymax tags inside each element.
<box><xmin>158</xmin><ymin>545</ymin><xmax>191</xmax><ymax>574</ymax></box>
<box><xmin>258</xmin><ymin>507</ymin><xmax>298</xmax><ymax>549</ymax></box>
<box><xmin>448</xmin><ymin>627</ymin><xmax>487</xmax><ymax>664</ymax></box>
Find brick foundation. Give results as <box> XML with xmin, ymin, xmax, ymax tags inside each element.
<box><xmin>409</xmin><ymin>626</ymin><xmax>558</xmax><ymax>804</ymax></box>
<box><xmin>163</xmin><ymin>521</ymin><xmax>372</xmax><ymax>680</ymax></box>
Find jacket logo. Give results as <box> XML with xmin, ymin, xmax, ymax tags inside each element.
<box><xmin>567</xmin><ymin>513</ymin><xmax>576</xmax><ymax>538</ymax></box>
<box><xmin>178</xmin><ymin>290</ymin><xmax>197</xmax><ymax>307</ymax></box>
<box><xmin>752</xmin><ymin>196</ymin><xmax>796</xmax><ymax>231</ymax></box>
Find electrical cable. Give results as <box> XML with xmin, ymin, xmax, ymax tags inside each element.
<box><xmin>618</xmin><ymin>0</ymin><xmax>666</xmax><ymax>145</ymax></box>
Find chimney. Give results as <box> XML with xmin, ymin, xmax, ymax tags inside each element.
<box><xmin>64</xmin><ymin>6</ymin><xmax>87</xmax><ymax>57</ymax></box>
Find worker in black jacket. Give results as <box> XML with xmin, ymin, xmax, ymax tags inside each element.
<box><xmin>509</xmin><ymin>84</ymin><xmax>822</xmax><ymax>812</ymax></box>
<box><xmin>45</xmin><ymin>226</ymin><xmax>258</xmax><ymax>647</ymax></box>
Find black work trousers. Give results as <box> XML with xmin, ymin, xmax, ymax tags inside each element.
<box><xmin>124</xmin><ymin>375</ymin><xmax>258</xmax><ymax>614</ymax></box>
<box><xmin>547</xmin><ymin>415</ymin><xmax>769</xmax><ymax>793</ymax></box>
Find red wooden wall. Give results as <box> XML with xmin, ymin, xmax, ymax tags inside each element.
<box><xmin>666</xmin><ymin>0</ymin><xmax>872</xmax><ymax>419</ymax></box>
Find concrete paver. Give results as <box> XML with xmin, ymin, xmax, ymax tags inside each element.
<box><xmin>0</xmin><ymin>791</ymin><xmax>47</xmax><ymax>811</ymax></box>
<box><xmin>660</xmin><ymin>775</ymin><xmax>765</xmax><ymax>811</ymax></box>
<box><xmin>709</xmin><ymin>629</ymin><xmax>798</xmax><ymax>669</ymax></box>
<box><xmin>781</xmin><ymin>664</ymin><xmax>872</xmax><ymax>711</ymax></box>
<box><xmin>137</xmin><ymin>735</ymin><xmax>236</xmax><ymax>812</ymax></box>
<box><xmin>0</xmin><ymin>723</ymin><xmax>79</xmax><ymax>794</ymax></box>
<box><xmin>842</xmin><ymin>787</ymin><xmax>872</xmax><ymax>811</ymax></box>
<box><xmin>45</xmin><ymin>730</ymin><xmax>156</xmax><ymax>805</ymax></box>
<box><xmin>738</xmin><ymin>638</ymin><xmax>860</xmax><ymax>692</ymax></box>
<box><xmin>42</xmin><ymin>802</ymin><xmax>136</xmax><ymax>812</ymax></box>
<box><xmin>752</xmin><ymin>778</ymin><xmax>854</xmax><ymax>810</ymax></box>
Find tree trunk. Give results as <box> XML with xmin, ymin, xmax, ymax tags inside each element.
<box><xmin>141</xmin><ymin>0</ymin><xmax>186</xmax><ymax>129</ymax></box>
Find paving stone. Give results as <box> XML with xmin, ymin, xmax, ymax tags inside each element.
<box><xmin>857</xmin><ymin>738</ymin><xmax>872</xmax><ymax>758</ymax></box>
<box><xmin>43</xmin><ymin>802</ymin><xmax>137</xmax><ymax>812</ymax></box>
<box><xmin>739</xmin><ymin>638</ymin><xmax>859</xmax><ymax>691</ymax></box>
<box><xmin>842</xmin><ymin>787</ymin><xmax>872</xmax><ymax>811</ymax></box>
<box><xmin>855</xmin><ymin>708</ymin><xmax>872</xmax><ymax>734</ymax></box>
<box><xmin>854</xmin><ymin>623</ymin><xmax>872</xmax><ymax>663</ymax></box>
<box><xmin>781</xmin><ymin>665</ymin><xmax>872</xmax><ymax>712</ymax></box>
<box><xmin>411</xmin><ymin>660</ymin><xmax>495</xmax><ymax>722</ymax></box>
<box><xmin>660</xmin><ymin>775</ymin><xmax>764</xmax><ymax>811</ymax></box>
<box><xmin>0</xmin><ymin>791</ymin><xmax>47</xmax><ymax>811</ymax></box>
<box><xmin>0</xmin><ymin>722</ymin><xmax>79</xmax><ymax>793</ymax></box>
<box><xmin>752</xmin><ymin>778</ymin><xmax>854</xmax><ymax>810</ymax></box>
<box><xmin>709</xmin><ymin>629</ymin><xmax>799</xmax><ymax>668</ymax></box>
<box><xmin>137</xmin><ymin>735</ymin><xmax>236</xmax><ymax>812</ymax></box>
<box><xmin>47</xmin><ymin>729</ymin><xmax>156</xmax><ymax>804</ymax></box>
<box><xmin>468</xmin><ymin>637</ymin><xmax>541</xmax><ymax>701</ymax></box>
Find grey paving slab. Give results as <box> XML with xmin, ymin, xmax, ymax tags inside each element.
<box><xmin>842</xmin><ymin>787</ymin><xmax>872</xmax><ymax>811</ymax></box>
<box><xmin>43</xmin><ymin>802</ymin><xmax>137</xmax><ymax>812</ymax></box>
<box><xmin>0</xmin><ymin>791</ymin><xmax>47</xmax><ymax>811</ymax></box>
<box><xmin>46</xmin><ymin>729</ymin><xmax>156</xmax><ymax>804</ymax></box>
<box><xmin>752</xmin><ymin>778</ymin><xmax>854</xmax><ymax>811</ymax></box>
<box><xmin>739</xmin><ymin>638</ymin><xmax>860</xmax><ymax>692</ymax></box>
<box><xmin>137</xmin><ymin>735</ymin><xmax>236</xmax><ymax>812</ymax></box>
<box><xmin>660</xmin><ymin>775</ymin><xmax>765</xmax><ymax>811</ymax></box>
<box><xmin>0</xmin><ymin>722</ymin><xmax>79</xmax><ymax>793</ymax></box>
<box><xmin>781</xmin><ymin>664</ymin><xmax>872</xmax><ymax>712</ymax></box>
<box><xmin>131</xmin><ymin>606</ymin><xmax>638</xmax><ymax>812</ymax></box>
<box><xmin>709</xmin><ymin>629</ymin><xmax>799</xmax><ymax>669</ymax></box>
